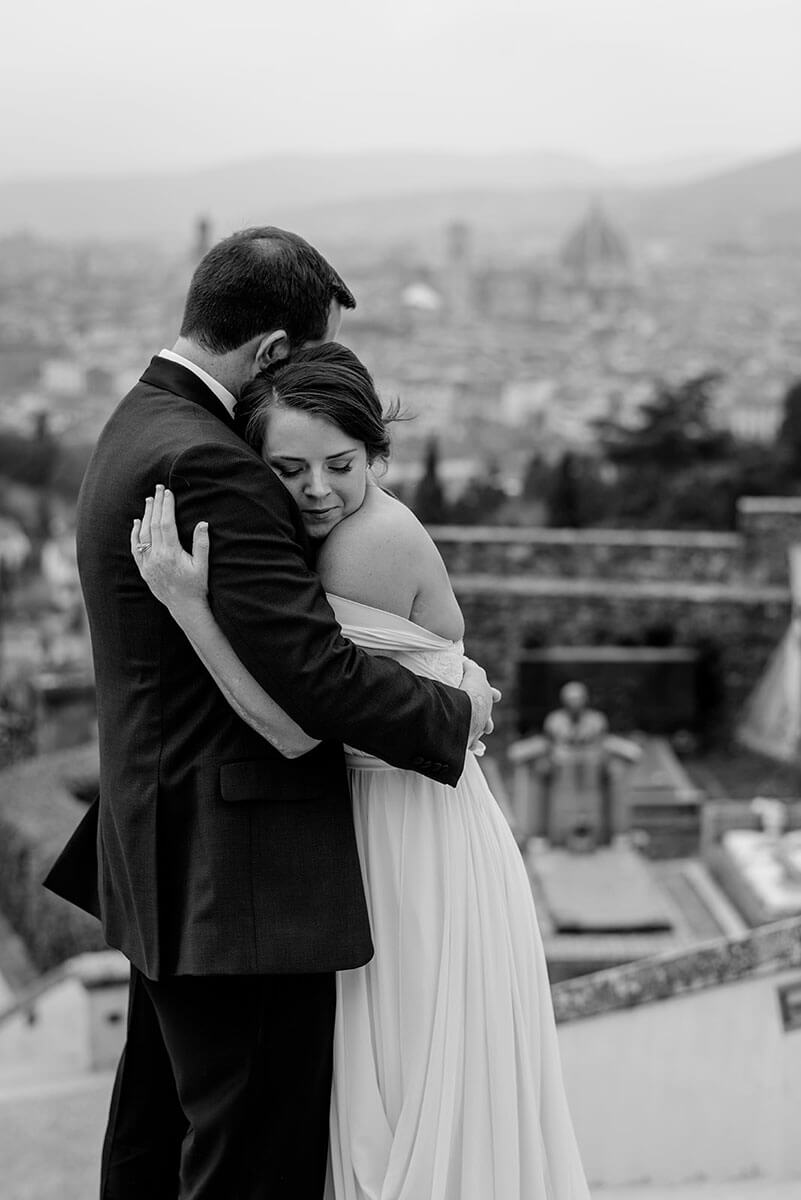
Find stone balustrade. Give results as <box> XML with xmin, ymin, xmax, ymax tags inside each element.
<box><xmin>551</xmin><ymin>911</ymin><xmax>801</xmax><ymax>1024</ymax></box>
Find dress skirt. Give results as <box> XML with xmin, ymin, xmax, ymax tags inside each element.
<box><xmin>325</xmin><ymin>753</ymin><xmax>591</xmax><ymax>1200</ymax></box>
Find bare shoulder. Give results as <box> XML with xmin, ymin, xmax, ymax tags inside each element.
<box><xmin>316</xmin><ymin>487</ymin><xmax>441</xmax><ymax>617</ymax></box>
<box><xmin>317</xmin><ymin>487</ymin><xmax>465</xmax><ymax>638</ymax></box>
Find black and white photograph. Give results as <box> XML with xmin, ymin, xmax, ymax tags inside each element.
<box><xmin>0</xmin><ymin>1</ymin><xmax>800</xmax><ymax>1197</ymax></box>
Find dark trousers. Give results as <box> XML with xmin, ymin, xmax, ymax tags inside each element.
<box><xmin>100</xmin><ymin>966</ymin><xmax>336</xmax><ymax>1199</ymax></box>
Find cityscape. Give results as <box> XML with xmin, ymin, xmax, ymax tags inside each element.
<box><xmin>2</xmin><ymin>157</ymin><xmax>801</xmax><ymax>705</ymax></box>
<box><xmin>3</xmin><ymin>191</ymin><xmax>801</xmax><ymax>465</ymax></box>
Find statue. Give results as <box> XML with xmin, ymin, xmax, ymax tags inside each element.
<box><xmin>750</xmin><ymin>795</ymin><xmax>801</xmax><ymax>887</ymax></box>
<box><xmin>542</xmin><ymin>681</ymin><xmax>608</xmax><ymax>749</ymax></box>
<box><xmin>751</xmin><ymin>795</ymin><xmax>788</xmax><ymax>843</ymax></box>
<box><xmin>510</xmin><ymin>681</ymin><xmax>641</xmax><ymax>850</ymax></box>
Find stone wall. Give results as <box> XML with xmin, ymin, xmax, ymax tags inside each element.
<box><xmin>433</xmin><ymin>497</ymin><xmax>799</xmax><ymax>746</ymax></box>
<box><xmin>739</xmin><ymin>496</ymin><xmax>801</xmax><ymax>584</ymax></box>
<box><xmin>552</xmin><ymin>916</ymin><xmax>801</xmax><ymax>1185</ymax></box>
<box><xmin>432</xmin><ymin>525</ymin><xmax>742</xmax><ymax>584</ymax></box>
<box><xmin>453</xmin><ymin>577</ymin><xmax>787</xmax><ymax>744</ymax></box>
<box><xmin>432</xmin><ymin>495</ymin><xmax>801</xmax><ymax>587</ymax></box>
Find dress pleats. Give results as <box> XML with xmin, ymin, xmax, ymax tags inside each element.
<box><xmin>324</xmin><ymin>595</ymin><xmax>590</xmax><ymax>1200</ymax></box>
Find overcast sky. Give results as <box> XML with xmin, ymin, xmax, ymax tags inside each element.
<box><xmin>1</xmin><ymin>0</ymin><xmax>799</xmax><ymax>178</ymax></box>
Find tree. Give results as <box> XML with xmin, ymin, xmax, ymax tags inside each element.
<box><xmin>0</xmin><ymin>424</ymin><xmax>58</xmax><ymax>489</ymax></box>
<box><xmin>448</xmin><ymin>459</ymin><xmax>508</xmax><ymax>525</ymax></box>
<box><xmin>546</xmin><ymin>452</ymin><xmax>582</xmax><ymax>527</ymax></box>
<box><xmin>595</xmin><ymin>373</ymin><xmax>733</xmax><ymax>472</ymax></box>
<box><xmin>778</xmin><ymin>379</ymin><xmax>801</xmax><ymax>477</ymax></box>
<box><xmin>520</xmin><ymin>452</ymin><xmax>550</xmax><ymax>502</ymax></box>
<box><xmin>593</xmin><ymin>374</ymin><xmax>742</xmax><ymax>527</ymax></box>
<box><xmin>411</xmin><ymin>437</ymin><xmax>449</xmax><ymax>524</ymax></box>
<box><xmin>728</xmin><ymin>440</ymin><xmax>793</xmax><ymax>513</ymax></box>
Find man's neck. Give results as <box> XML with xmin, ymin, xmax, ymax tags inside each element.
<box><xmin>170</xmin><ymin>337</ymin><xmax>239</xmax><ymax>397</ymax></box>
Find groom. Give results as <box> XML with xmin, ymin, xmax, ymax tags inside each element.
<box><xmin>45</xmin><ymin>227</ymin><xmax>496</xmax><ymax>1200</ymax></box>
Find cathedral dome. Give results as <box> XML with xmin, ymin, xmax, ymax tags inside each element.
<box><xmin>560</xmin><ymin>203</ymin><xmax>630</xmax><ymax>280</ymax></box>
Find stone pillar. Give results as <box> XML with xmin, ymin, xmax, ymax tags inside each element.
<box><xmin>443</xmin><ymin>220</ymin><xmax>474</xmax><ymax>325</ymax></box>
<box><xmin>738</xmin><ymin>496</ymin><xmax>801</xmax><ymax>585</ymax></box>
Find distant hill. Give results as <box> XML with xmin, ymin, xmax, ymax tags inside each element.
<box><xmin>264</xmin><ymin>145</ymin><xmax>801</xmax><ymax>255</ymax></box>
<box><xmin>610</xmin><ymin>152</ymin><xmax>747</xmax><ymax>187</ymax></box>
<box><xmin>0</xmin><ymin>146</ymin><xmax>797</xmax><ymax>247</ymax></box>
<box><xmin>0</xmin><ymin>150</ymin><xmax>610</xmax><ymax>242</ymax></box>
<box><xmin>640</xmin><ymin>146</ymin><xmax>801</xmax><ymax>241</ymax></box>
<box><xmin>273</xmin><ymin>185</ymin><xmax>651</xmax><ymax>264</ymax></box>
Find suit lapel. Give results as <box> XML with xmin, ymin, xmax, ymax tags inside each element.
<box><xmin>140</xmin><ymin>356</ymin><xmax>237</xmax><ymax>430</ymax></box>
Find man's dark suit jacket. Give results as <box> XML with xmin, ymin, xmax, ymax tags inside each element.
<box><xmin>44</xmin><ymin>357</ymin><xmax>471</xmax><ymax>980</ymax></box>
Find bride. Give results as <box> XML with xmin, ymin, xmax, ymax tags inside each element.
<box><xmin>131</xmin><ymin>342</ymin><xmax>590</xmax><ymax>1200</ymax></box>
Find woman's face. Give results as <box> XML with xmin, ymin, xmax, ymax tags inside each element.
<box><xmin>263</xmin><ymin>404</ymin><xmax>369</xmax><ymax>539</ymax></box>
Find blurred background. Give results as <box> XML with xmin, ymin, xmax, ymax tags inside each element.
<box><xmin>1</xmin><ymin>1</ymin><xmax>801</xmax><ymax>1197</ymax></box>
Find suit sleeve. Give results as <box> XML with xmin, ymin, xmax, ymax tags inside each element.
<box><xmin>168</xmin><ymin>441</ymin><xmax>472</xmax><ymax>785</ymax></box>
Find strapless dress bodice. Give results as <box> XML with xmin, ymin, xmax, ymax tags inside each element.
<box><xmin>327</xmin><ymin>593</ymin><xmax>465</xmax><ymax>688</ymax></box>
<box><xmin>326</xmin><ymin>593</ymin><xmax>466</xmax><ymax>767</ymax></box>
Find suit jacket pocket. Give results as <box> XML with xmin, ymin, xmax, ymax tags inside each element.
<box><xmin>219</xmin><ymin>751</ymin><xmax>344</xmax><ymax>804</ymax></box>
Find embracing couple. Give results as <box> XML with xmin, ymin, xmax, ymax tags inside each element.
<box><xmin>45</xmin><ymin>228</ymin><xmax>590</xmax><ymax>1199</ymax></box>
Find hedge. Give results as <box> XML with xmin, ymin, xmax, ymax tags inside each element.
<box><xmin>0</xmin><ymin>741</ymin><xmax>106</xmax><ymax>971</ymax></box>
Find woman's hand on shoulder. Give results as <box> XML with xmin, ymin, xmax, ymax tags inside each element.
<box><xmin>130</xmin><ymin>484</ymin><xmax>210</xmax><ymax>615</ymax></box>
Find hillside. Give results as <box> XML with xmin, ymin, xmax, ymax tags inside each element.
<box><xmin>0</xmin><ymin>146</ymin><xmax>798</xmax><ymax>247</ymax></box>
<box><xmin>0</xmin><ymin>150</ymin><xmax>608</xmax><ymax>241</ymax></box>
<box><xmin>641</xmin><ymin>146</ymin><xmax>801</xmax><ymax>241</ymax></box>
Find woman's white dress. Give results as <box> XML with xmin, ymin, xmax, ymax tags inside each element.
<box><xmin>325</xmin><ymin>594</ymin><xmax>591</xmax><ymax>1200</ymax></box>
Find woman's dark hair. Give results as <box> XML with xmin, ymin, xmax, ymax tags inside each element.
<box><xmin>235</xmin><ymin>343</ymin><xmax>401</xmax><ymax>466</ymax></box>
<box><xmin>180</xmin><ymin>227</ymin><xmax>356</xmax><ymax>354</ymax></box>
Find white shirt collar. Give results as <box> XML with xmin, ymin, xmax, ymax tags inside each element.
<box><xmin>158</xmin><ymin>348</ymin><xmax>237</xmax><ymax>418</ymax></box>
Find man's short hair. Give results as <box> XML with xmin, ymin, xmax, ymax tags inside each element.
<box><xmin>179</xmin><ymin>226</ymin><xmax>356</xmax><ymax>353</ymax></box>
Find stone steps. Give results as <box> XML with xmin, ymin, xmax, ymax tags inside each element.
<box><xmin>0</xmin><ymin>1072</ymin><xmax>112</xmax><ymax>1200</ymax></box>
<box><xmin>1</xmin><ymin>951</ymin><xmax>799</xmax><ymax>1198</ymax></box>
<box><xmin>0</xmin><ymin>1059</ymin><xmax>798</xmax><ymax>1199</ymax></box>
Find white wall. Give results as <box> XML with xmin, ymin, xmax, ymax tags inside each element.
<box><xmin>557</xmin><ymin>968</ymin><xmax>801</xmax><ymax>1187</ymax></box>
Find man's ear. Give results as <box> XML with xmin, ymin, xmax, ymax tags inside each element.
<box><xmin>252</xmin><ymin>330</ymin><xmax>290</xmax><ymax>375</ymax></box>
